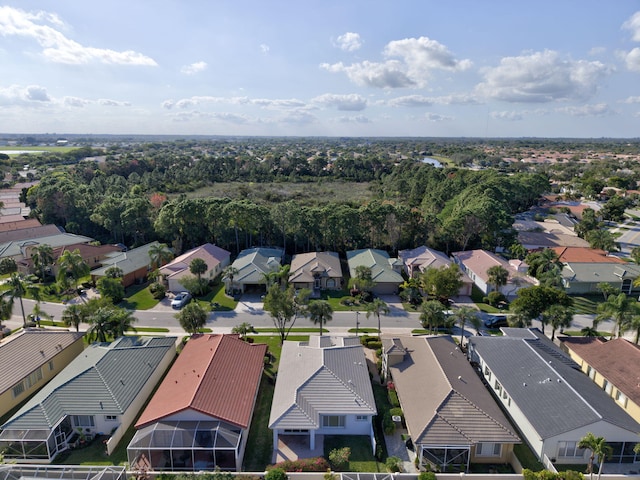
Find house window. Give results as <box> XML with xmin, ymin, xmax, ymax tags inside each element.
<box><xmin>104</xmin><ymin>415</ymin><xmax>117</xmax><ymax>422</ymax></box>
<box><xmin>322</xmin><ymin>415</ymin><xmax>346</xmax><ymax>428</ymax></box>
<box><xmin>615</xmin><ymin>390</ymin><xmax>628</xmax><ymax>408</ymax></box>
<box><xmin>25</xmin><ymin>369</ymin><xmax>43</xmax><ymax>388</ymax></box>
<box><xmin>494</xmin><ymin>379</ymin><xmax>501</xmax><ymax>393</ymax></box>
<box><xmin>476</xmin><ymin>443</ymin><xmax>502</xmax><ymax>457</ymax></box>
<box><xmin>557</xmin><ymin>441</ymin><xmax>584</xmax><ymax>458</ymax></box>
<box><xmin>283</xmin><ymin>429</ymin><xmax>309</xmax><ymax>433</ymax></box>
<box><xmin>586</xmin><ymin>366</ymin><xmax>595</xmax><ymax>380</ymax></box>
<box><xmin>603</xmin><ymin>379</ymin><xmax>613</xmax><ymax>395</ymax></box>
<box><xmin>72</xmin><ymin>415</ymin><xmax>95</xmax><ymax>428</ymax></box>
<box><xmin>356</xmin><ymin>415</ymin><xmax>368</xmax><ymax>421</ymax></box>
<box><xmin>49</xmin><ymin>360</ymin><xmax>54</xmax><ymax>371</ymax></box>
<box><xmin>12</xmin><ymin>382</ymin><xmax>25</xmax><ymax>398</ymax></box>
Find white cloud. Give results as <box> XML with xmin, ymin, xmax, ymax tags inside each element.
<box><xmin>0</xmin><ymin>6</ymin><xmax>157</xmax><ymax>66</ymax></box>
<box><xmin>491</xmin><ymin>111</ymin><xmax>524</xmax><ymax>121</ymax></box>
<box><xmin>556</xmin><ymin>103</ymin><xmax>612</xmax><ymax>116</ymax></box>
<box><xmin>623</xmin><ymin>47</ymin><xmax>640</xmax><ymax>71</ymax></box>
<box><xmin>425</xmin><ymin>113</ymin><xmax>452</xmax><ymax>122</ymax></box>
<box><xmin>624</xmin><ymin>96</ymin><xmax>640</xmax><ymax>103</ymax></box>
<box><xmin>311</xmin><ymin>93</ymin><xmax>367</xmax><ymax>111</ymax></box>
<box><xmin>63</xmin><ymin>96</ymin><xmax>90</xmax><ymax>107</ymax></box>
<box><xmin>0</xmin><ymin>84</ymin><xmax>51</xmax><ymax>106</ymax></box>
<box><xmin>335</xmin><ymin>32</ymin><xmax>362</xmax><ymax>52</ymax></box>
<box><xmin>336</xmin><ymin>115</ymin><xmax>370</xmax><ymax>123</ymax></box>
<box><xmin>260</xmin><ymin>44</ymin><xmax>270</xmax><ymax>54</ymax></box>
<box><xmin>98</xmin><ymin>99</ymin><xmax>131</xmax><ymax>107</ymax></box>
<box><xmin>388</xmin><ymin>95</ymin><xmax>433</xmax><ymax>107</ymax></box>
<box><xmin>476</xmin><ymin>50</ymin><xmax>609</xmax><ymax>103</ymax></box>
<box><xmin>321</xmin><ymin>36</ymin><xmax>470</xmax><ymax>89</ymax></box>
<box><xmin>163</xmin><ymin>95</ymin><xmax>306</xmax><ymax>110</ymax></box>
<box><xmin>622</xmin><ymin>11</ymin><xmax>640</xmax><ymax>42</ymax></box>
<box><xmin>181</xmin><ymin>61</ymin><xmax>207</xmax><ymax>75</ymax></box>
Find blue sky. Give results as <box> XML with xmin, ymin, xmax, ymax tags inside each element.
<box><xmin>1</xmin><ymin>1</ymin><xmax>640</xmax><ymax>138</ymax></box>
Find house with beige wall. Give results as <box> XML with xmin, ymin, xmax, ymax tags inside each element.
<box><xmin>558</xmin><ymin>336</ymin><xmax>640</xmax><ymax>424</ymax></box>
<box><xmin>0</xmin><ymin>330</ymin><xmax>84</xmax><ymax>418</ymax></box>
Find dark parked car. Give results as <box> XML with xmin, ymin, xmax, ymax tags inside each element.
<box><xmin>484</xmin><ymin>315</ymin><xmax>508</xmax><ymax>329</ymax></box>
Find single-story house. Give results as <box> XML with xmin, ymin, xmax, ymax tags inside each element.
<box><xmin>0</xmin><ymin>330</ymin><xmax>85</xmax><ymax>418</ymax></box>
<box><xmin>518</xmin><ymin>231</ymin><xmax>590</xmax><ymax>250</ymax></box>
<box><xmin>398</xmin><ymin>246</ymin><xmax>473</xmax><ymax>295</ymax></box>
<box><xmin>560</xmin><ymin>262</ymin><xmax>640</xmax><ymax>295</ymax></box>
<box><xmin>346</xmin><ymin>248</ymin><xmax>404</xmax><ymax>295</ymax></box>
<box><xmin>0</xmin><ymin>336</ymin><xmax>176</xmax><ymax>463</ymax></box>
<box><xmin>382</xmin><ymin>336</ymin><xmax>520</xmax><ymax>472</ymax></box>
<box><xmin>159</xmin><ymin>243</ymin><xmax>231</xmax><ymax>293</ymax></box>
<box><xmin>550</xmin><ymin>247</ymin><xmax>627</xmax><ymax>264</ymax></box>
<box><xmin>288</xmin><ymin>251</ymin><xmax>343</xmax><ymax>297</ymax></box>
<box><xmin>269</xmin><ymin>336</ymin><xmax>377</xmax><ymax>453</ymax></box>
<box><xmin>225</xmin><ymin>247</ymin><xmax>284</xmax><ymax>293</ymax></box>
<box><xmin>128</xmin><ymin>334</ymin><xmax>266</xmax><ymax>472</ymax></box>
<box><xmin>467</xmin><ymin>329</ymin><xmax>640</xmax><ymax>466</ymax></box>
<box><xmin>451</xmin><ymin>249</ymin><xmax>535</xmax><ymax>297</ymax></box>
<box><xmin>558</xmin><ymin>337</ymin><xmax>640</xmax><ymax>425</ymax></box>
<box><xmin>0</xmin><ymin>230</ymin><xmax>94</xmax><ymax>263</ymax></box>
<box><xmin>19</xmin><ymin>243</ymin><xmax>123</xmax><ymax>277</ymax></box>
<box><xmin>91</xmin><ymin>242</ymin><xmax>162</xmax><ymax>287</ymax></box>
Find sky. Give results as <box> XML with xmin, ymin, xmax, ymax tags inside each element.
<box><xmin>1</xmin><ymin>1</ymin><xmax>640</xmax><ymax>138</ymax></box>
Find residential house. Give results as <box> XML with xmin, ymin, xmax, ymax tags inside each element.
<box><xmin>128</xmin><ymin>334</ymin><xmax>266</xmax><ymax>472</ymax></box>
<box><xmin>517</xmin><ymin>231</ymin><xmax>590</xmax><ymax>250</ymax></box>
<box><xmin>451</xmin><ymin>249</ymin><xmax>535</xmax><ymax>296</ymax></box>
<box><xmin>19</xmin><ymin>243</ymin><xmax>123</xmax><ymax>277</ymax></box>
<box><xmin>382</xmin><ymin>336</ymin><xmax>520</xmax><ymax>472</ymax></box>
<box><xmin>159</xmin><ymin>243</ymin><xmax>231</xmax><ymax>293</ymax></box>
<box><xmin>225</xmin><ymin>247</ymin><xmax>284</xmax><ymax>293</ymax></box>
<box><xmin>269</xmin><ymin>336</ymin><xmax>377</xmax><ymax>452</ymax></box>
<box><xmin>0</xmin><ymin>330</ymin><xmax>84</xmax><ymax>418</ymax></box>
<box><xmin>0</xmin><ymin>336</ymin><xmax>177</xmax><ymax>462</ymax></box>
<box><xmin>550</xmin><ymin>246</ymin><xmax>627</xmax><ymax>264</ymax></box>
<box><xmin>467</xmin><ymin>329</ymin><xmax>640</xmax><ymax>466</ymax></box>
<box><xmin>346</xmin><ymin>248</ymin><xmax>404</xmax><ymax>295</ymax></box>
<box><xmin>558</xmin><ymin>337</ymin><xmax>640</xmax><ymax>424</ymax></box>
<box><xmin>288</xmin><ymin>251</ymin><xmax>343</xmax><ymax>297</ymax></box>
<box><xmin>560</xmin><ymin>261</ymin><xmax>640</xmax><ymax>295</ymax></box>
<box><xmin>0</xmin><ymin>226</ymin><xmax>94</xmax><ymax>263</ymax></box>
<box><xmin>91</xmin><ymin>242</ymin><xmax>161</xmax><ymax>288</ymax></box>
<box><xmin>398</xmin><ymin>246</ymin><xmax>472</xmax><ymax>295</ymax></box>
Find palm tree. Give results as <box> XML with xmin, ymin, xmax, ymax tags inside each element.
<box><xmin>62</xmin><ymin>304</ymin><xmax>84</xmax><ymax>332</ymax></box>
<box><xmin>57</xmin><ymin>249</ymin><xmax>89</xmax><ymax>291</ymax></box>
<box><xmin>365</xmin><ymin>298</ymin><xmax>390</xmax><ymax>338</ymax></box>
<box><xmin>176</xmin><ymin>302</ymin><xmax>207</xmax><ymax>336</ymax></box>
<box><xmin>596</xmin><ymin>292</ymin><xmax>640</xmax><ymax>338</ymax></box>
<box><xmin>31</xmin><ymin>244</ymin><xmax>54</xmax><ymax>281</ymax></box>
<box><xmin>626</xmin><ymin>315</ymin><xmax>640</xmax><ymax>344</ymax></box>
<box><xmin>148</xmin><ymin>243</ymin><xmax>173</xmax><ymax>270</ymax></box>
<box><xmin>542</xmin><ymin>304</ymin><xmax>573</xmax><ymax>340</ymax></box>
<box><xmin>308</xmin><ymin>300</ymin><xmax>333</xmax><ymax>335</ymax></box>
<box><xmin>222</xmin><ymin>265</ymin><xmax>239</xmax><ymax>295</ymax></box>
<box><xmin>581</xmin><ymin>325</ymin><xmax>599</xmax><ymax>337</ymax></box>
<box><xmin>578</xmin><ymin>433</ymin><xmax>613</xmax><ymax>480</ymax></box>
<box><xmin>86</xmin><ymin>307</ymin><xmax>113</xmax><ymax>343</ymax></box>
<box><xmin>486</xmin><ymin>265</ymin><xmax>509</xmax><ymax>293</ymax></box>
<box><xmin>189</xmin><ymin>258</ymin><xmax>208</xmax><ymax>282</ymax></box>
<box><xmin>420</xmin><ymin>300</ymin><xmax>445</xmax><ymax>335</ymax></box>
<box><xmin>3</xmin><ymin>273</ymin><xmax>38</xmax><ymax>326</ymax></box>
<box><xmin>526</xmin><ymin>248</ymin><xmax>562</xmax><ymax>279</ymax></box>
<box><xmin>450</xmin><ymin>306</ymin><xmax>479</xmax><ymax>345</ymax></box>
<box><xmin>109</xmin><ymin>308</ymin><xmax>137</xmax><ymax>338</ymax></box>
<box><xmin>231</xmin><ymin>322</ymin><xmax>255</xmax><ymax>339</ymax></box>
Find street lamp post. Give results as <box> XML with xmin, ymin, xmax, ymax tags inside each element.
<box><xmin>355</xmin><ymin>311</ymin><xmax>360</xmax><ymax>336</ymax></box>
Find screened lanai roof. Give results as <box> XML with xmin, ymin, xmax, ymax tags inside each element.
<box><xmin>0</xmin><ymin>465</ymin><xmax>125</xmax><ymax>480</ymax></box>
<box><xmin>128</xmin><ymin>420</ymin><xmax>241</xmax><ymax>451</ymax></box>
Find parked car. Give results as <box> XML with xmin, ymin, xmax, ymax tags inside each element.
<box><xmin>171</xmin><ymin>292</ymin><xmax>192</xmax><ymax>309</ymax></box>
<box><xmin>484</xmin><ymin>314</ymin><xmax>508</xmax><ymax>329</ymax></box>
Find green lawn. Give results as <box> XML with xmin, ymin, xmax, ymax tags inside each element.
<box><xmin>324</xmin><ymin>435</ymin><xmax>383</xmax><ymax>472</ymax></box>
<box><xmin>513</xmin><ymin>443</ymin><xmax>544</xmax><ymax>472</ymax></box>
<box><xmin>195</xmin><ymin>283</ymin><xmax>237</xmax><ymax>311</ymax></box>
<box><xmin>570</xmin><ymin>295</ymin><xmax>600</xmax><ymax>315</ymax></box>
<box><xmin>120</xmin><ymin>283</ymin><xmax>159</xmax><ymax>310</ymax></box>
<box><xmin>470</xmin><ymin>285</ymin><xmax>503</xmax><ymax>313</ymax></box>
<box><xmin>323</xmin><ymin>289</ymin><xmax>368</xmax><ymax>312</ymax></box>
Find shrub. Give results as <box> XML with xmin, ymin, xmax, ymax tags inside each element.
<box><xmin>419</xmin><ymin>472</ymin><xmax>436</xmax><ymax>480</ymax></box>
<box><xmin>383</xmin><ymin>412</ymin><xmax>396</xmax><ymax>434</ymax></box>
<box><xmin>328</xmin><ymin>446</ymin><xmax>351</xmax><ymax>470</ymax></box>
<box><xmin>270</xmin><ymin>457</ymin><xmax>331</xmax><ymax>472</ymax></box>
<box><xmin>486</xmin><ymin>291</ymin><xmax>506</xmax><ymax>307</ymax></box>
<box><xmin>265</xmin><ymin>468</ymin><xmax>287</xmax><ymax>480</ymax></box>
<box><xmin>386</xmin><ymin>456</ymin><xmax>402</xmax><ymax>473</ymax></box>
<box><xmin>389</xmin><ymin>407</ymin><xmax>403</xmax><ymax>420</ymax></box>
<box><xmin>367</xmin><ymin>341</ymin><xmax>382</xmax><ymax>350</ymax></box>
<box><xmin>149</xmin><ymin>282</ymin><xmax>166</xmax><ymax>299</ymax></box>
<box><xmin>388</xmin><ymin>389</ymin><xmax>400</xmax><ymax>407</ymax></box>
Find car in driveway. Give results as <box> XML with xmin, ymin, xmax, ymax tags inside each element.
<box><xmin>171</xmin><ymin>292</ymin><xmax>192</xmax><ymax>309</ymax></box>
<box><xmin>484</xmin><ymin>314</ymin><xmax>508</xmax><ymax>329</ymax></box>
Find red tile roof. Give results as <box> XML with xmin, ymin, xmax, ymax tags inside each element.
<box><xmin>135</xmin><ymin>334</ymin><xmax>266</xmax><ymax>429</ymax></box>
<box><xmin>551</xmin><ymin>247</ymin><xmax>626</xmax><ymax>264</ymax></box>
<box><xmin>560</xmin><ymin>337</ymin><xmax>640</xmax><ymax>405</ymax></box>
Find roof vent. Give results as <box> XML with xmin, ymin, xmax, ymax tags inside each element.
<box><xmin>458</xmin><ymin>375</ymin><xmax>462</xmax><ymax>381</ymax></box>
<box><xmin>523</xmin><ymin>383</ymin><xmax>527</xmax><ymax>387</ymax></box>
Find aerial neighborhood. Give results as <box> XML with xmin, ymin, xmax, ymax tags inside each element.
<box><xmin>0</xmin><ymin>137</ymin><xmax>640</xmax><ymax>480</ymax></box>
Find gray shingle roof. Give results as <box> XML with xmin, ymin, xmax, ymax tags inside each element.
<box><xmin>269</xmin><ymin>336</ymin><xmax>376</xmax><ymax>430</ymax></box>
<box><xmin>468</xmin><ymin>329</ymin><xmax>640</xmax><ymax>439</ymax></box>
<box><xmin>91</xmin><ymin>242</ymin><xmax>160</xmax><ymax>276</ymax></box>
<box><xmin>346</xmin><ymin>249</ymin><xmax>403</xmax><ymax>284</ymax></box>
<box><xmin>2</xmin><ymin>336</ymin><xmax>176</xmax><ymax>430</ymax></box>
<box><xmin>231</xmin><ymin>247</ymin><xmax>284</xmax><ymax>285</ymax></box>
<box><xmin>0</xmin><ymin>330</ymin><xmax>84</xmax><ymax>395</ymax></box>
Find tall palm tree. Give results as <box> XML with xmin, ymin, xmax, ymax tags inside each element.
<box><xmin>486</xmin><ymin>265</ymin><xmax>509</xmax><ymax>293</ymax></box>
<box><xmin>420</xmin><ymin>300</ymin><xmax>445</xmax><ymax>335</ymax></box>
<box><xmin>365</xmin><ymin>298</ymin><xmax>390</xmax><ymax>338</ymax></box>
<box><xmin>222</xmin><ymin>265</ymin><xmax>239</xmax><ymax>294</ymax></box>
<box><xmin>596</xmin><ymin>292</ymin><xmax>639</xmax><ymax>338</ymax></box>
<box><xmin>308</xmin><ymin>300</ymin><xmax>333</xmax><ymax>335</ymax></box>
<box><xmin>86</xmin><ymin>307</ymin><xmax>113</xmax><ymax>343</ymax></box>
<box><xmin>148</xmin><ymin>243</ymin><xmax>173</xmax><ymax>270</ymax></box>
<box><xmin>626</xmin><ymin>315</ymin><xmax>640</xmax><ymax>345</ymax></box>
<box><xmin>451</xmin><ymin>306</ymin><xmax>479</xmax><ymax>345</ymax></box>
<box><xmin>578</xmin><ymin>432</ymin><xmax>613</xmax><ymax>480</ymax></box>
<box><xmin>542</xmin><ymin>304</ymin><xmax>573</xmax><ymax>340</ymax></box>
<box><xmin>176</xmin><ymin>302</ymin><xmax>207</xmax><ymax>336</ymax></box>
<box><xmin>3</xmin><ymin>273</ymin><xmax>38</xmax><ymax>326</ymax></box>
<box><xmin>189</xmin><ymin>258</ymin><xmax>208</xmax><ymax>282</ymax></box>
<box><xmin>57</xmin><ymin>249</ymin><xmax>89</xmax><ymax>291</ymax></box>
<box><xmin>31</xmin><ymin>244</ymin><xmax>54</xmax><ymax>281</ymax></box>
<box><xmin>109</xmin><ymin>308</ymin><xmax>137</xmax><ymax>338</ymax></box>
<box><xmin>62</xmin><ymin>304</ymin><xmax>84</xmax><ymax>332</ymax></box>
<box><xmin>526</xmin><ymin>248</ymin><xmax>562</xmax><ymax>279</ymax></box>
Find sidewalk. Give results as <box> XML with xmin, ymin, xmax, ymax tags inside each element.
<box><xmin>384</xmin><ymin>428</ymin><xmax>417</xmax><ymax>473</ymax></box>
